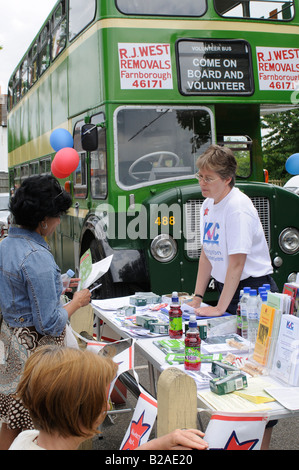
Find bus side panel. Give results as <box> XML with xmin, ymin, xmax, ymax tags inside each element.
<box><xmin>68</xmin><ymin>32</ymin><xmax>102</xmax><ymax>118</ymax></box>
<box><xmin>39</xmin><ymin>79</ymin><xmax>52</xmax><ymax>139</ymax></box>
<box><xmin>28</xmin><ymin>92</ymin><xmax>40</xmax><ymax>150</ymax></box>
<box><xmin>51</xmin><ymin>60</ymin><xmax>69</xmax><ymax>129</ymax></box>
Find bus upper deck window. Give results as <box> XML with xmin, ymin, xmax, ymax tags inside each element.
<box><xmin>52</xmin><ymin>1</ymin><xmax>67</xmax><ymax>60</ymax></box>
<box><xmin>116</xmin><ymin>0</ymin><xmax>207</xmax><ymax>16</ymax></box>
<box><xmin>214</xmin><ymin>0</ymin><xmax>294</xmax><ymax>20</ymax></box>
<box><xmin>39</xmin><ymin>24</ymin><xmax>51</xmax><ymax>76</ymax></box>
<box><xmin>69</xmin><ymin>0</ymin><xmax>96</xmax><ymax>41</ymax></box>
<box><xmin>21</xmin><ymin>59</ymin><xmax>29</xmax><ymax>96</ymax></box>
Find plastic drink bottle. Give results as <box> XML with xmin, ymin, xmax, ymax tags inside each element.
<box><xmin>61</xmin><ymin>269</ymin><xmax>75</xmax><ymax>289</ymax></box>
<box><xmin>184</xmin><ymin>314</ymin><xmax>201</xmax><ymax>371</ymax></box>
<box><xmin>240</xmin><ymin>287</ymin><xmax>251</xmax><ymax>339</ymax></box>
<box><xmin>260</xmin><ymin>292</ymin><xmax>268</xmax><ymax>306</ymax></box>
<box><xmin>257</xmin><ymin>287</ymin><xmax>267</xmax><ymax>319</ymax></box>
<box><xmin>247</xmin><ymin>289</ymin><xmax>258</xmax><ymax>345</ymax></box>
<box><xmin>168</xmin><ymin>291</ymin><xmax>183</xmax><ymax>339</ymax></box>
<box><xmin>236</xmin><ymin>289</ymin><xmax>243</xmax><ymax>336</ymax></box>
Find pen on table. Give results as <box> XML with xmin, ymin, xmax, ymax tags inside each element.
<box><xmin>89</xmin><ymin>283</ymin><xmax>102</xmax><ymax>293</ymax></box>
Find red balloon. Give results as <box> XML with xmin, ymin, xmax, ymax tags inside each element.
<box><xmin>54</xmin><ymin>148</ymin><xmax>80</xmax><ymax>175</ymax></box>
<box><xmin>51</xmin><ymin>159</ymin><xmax>69</xmax><ymax>179</ymax></box>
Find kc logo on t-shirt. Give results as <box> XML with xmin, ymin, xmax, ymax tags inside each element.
<box><xmin>203</xmin><ymin>222</ymin><xmax>220</xmax><ymax>245</ymax></box>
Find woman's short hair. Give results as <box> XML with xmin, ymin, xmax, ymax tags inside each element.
<box><xmin>10</xmin><ymin>175</ymin><xmax>72</xmax><ymax>230</ymax></box>
<box><xmin>17</xmin><ymin>346</ymin><xmax>118</xmax><ymax>439</ymax></box>
<box><xmin>196</xmin><ymin>145</ymin><xmax>237</xmax><ymax>188</ymax></box>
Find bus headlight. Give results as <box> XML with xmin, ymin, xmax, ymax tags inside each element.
<box><xmin>150</xmin><ymin>234</ymin><xmax>177</xmax><ymax>262</ymax></box>
<box><xmin>279</xmin><ymin>228</ymin><xmax>299</xmax><ymax>254</ymax></box>
<box><xmin>287</xmin><ymin>273</ymin><xmax>298</xmax><ymax>283</ymax></box>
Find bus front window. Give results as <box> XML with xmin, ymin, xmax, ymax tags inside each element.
<box><xmin>115</xmin><ymin>107</ymin><xmax>214</xmax><ymax>188</ymax></box>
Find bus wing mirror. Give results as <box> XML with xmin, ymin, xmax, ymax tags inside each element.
<box><xmin>81</xmin><ymin>124</ymin><xmax>98</xmax><ymax>151</ymax></box>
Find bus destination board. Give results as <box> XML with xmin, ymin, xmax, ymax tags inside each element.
<box><xmin>177</xmin><ymin>40</ymin><xmax>253</xmax><ymax>96</ymax></box>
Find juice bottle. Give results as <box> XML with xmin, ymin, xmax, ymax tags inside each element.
<box><xmin>184</xmin><ymin>314</ymin><xmax>201</xmax><ymax>371</ymax></box>
<box><xmin>168</xmin><ymin>291</ymin><xmax>183</xmax><ymax>339</ymax></box>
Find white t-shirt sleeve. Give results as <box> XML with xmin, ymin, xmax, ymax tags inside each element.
<box><xmin>226</xmin><ymin>209</ymin><xmax>255</xmax><ymax>255</ymax></box>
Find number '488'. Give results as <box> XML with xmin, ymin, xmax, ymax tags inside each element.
<box><xmin>155</xmin><ymin>216</ymin><xmax>175</xmax><ymax>226</ymax></box>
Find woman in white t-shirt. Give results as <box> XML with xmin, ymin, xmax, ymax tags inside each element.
<box><xmin>189</xmin><ymin>144</ymin><xmax>278</xmax><ymax>317</ymax></box>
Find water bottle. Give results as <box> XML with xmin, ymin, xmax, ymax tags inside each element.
<box><xmin>247</xmin><ymin>289</ymin><xmax>258</xmax><ymax>345</ymax></box>
<box><xmin>168</xmin><ymin>291</ymin><xmax>183</xmax><ymax>339</ymax></box>
<box><xmin>240</xmin><ymin>287</ymin><xmax>251</xmax><ymax>339</ymax></box>
<box><xmin>257</xmin><ymin>287</ymin><xmax>267</xmax><ymax>319</ymax></box>
<box><xmin>184</xmin><ymin>314</ymin><xmax>201</xmax><ymax>371</ymax></box>
<box><xmin>263</xmin><ymin>283</ymin><xmax>271</xmax><ymax>292</ymax></box>
<box><xmin>236</xmin><ymin>289</ymin><xmax>243</xmax><ymax>336</ymax></box>
<box><xmin>61</xmin><ymin>269</ymin><xmax>75</xmax><ymax>289</ymax></box>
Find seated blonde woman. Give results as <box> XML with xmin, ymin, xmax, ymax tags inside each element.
<box><xmin>9</xmin><ymin>346</ymin><xmax>208</xmax><ymax>451</ymax></box>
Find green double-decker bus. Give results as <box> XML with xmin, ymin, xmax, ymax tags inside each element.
<box><xmin>7</xmin><ymin>0</ymin><xmax>299</xmax><ymax>300</ymax></box>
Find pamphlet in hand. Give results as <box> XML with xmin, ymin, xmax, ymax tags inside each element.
<box><xmin>78</xmin><ymin>249</ymin><xmax>113</xmax><ymax>290</ymax></box>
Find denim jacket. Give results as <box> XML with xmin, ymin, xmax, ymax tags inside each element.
<box><xmin>0</xmin><ymin>227</ymin><xmax>68</xmax><ymax>336</ymax></box>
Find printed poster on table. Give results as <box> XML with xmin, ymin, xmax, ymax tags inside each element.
<box><xmin>118</xmin><ymin>43</ymin><xmax>173</xmax><ymax>90</ymax></box>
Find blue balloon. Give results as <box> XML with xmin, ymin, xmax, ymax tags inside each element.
<box><xmin>285</xmin><ymin>153</ymin><xmax>299</xmax><ymax>175</ymax></box>
<box><xmin>50</xmin><ymin>128</ymin><xmax>74</xmax><ymax>152</ymax></box>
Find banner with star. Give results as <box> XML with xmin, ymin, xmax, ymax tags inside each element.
<box><xmin>204</xmin><ymin>412</ymin><xmax>268</xmax><ymax>450</ymax></box>
<box><xmin>120</xmin><ymin>386</ymin><xmax>158</xmax><ymax>450</ymax></box>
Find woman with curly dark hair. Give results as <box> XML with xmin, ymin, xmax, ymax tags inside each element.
<box><xmin>0</xmin><ymin>175</ymin><xmax>91</xmax><ymax>449</ymax></box>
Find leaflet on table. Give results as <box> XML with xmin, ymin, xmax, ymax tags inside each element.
<box><xmin>93</xmin><ymin>307</ymin><xmax>169</xmax><ymax>338</ymax></box>
<box><xmin>271</xmin><ymin>314</ymin><xmax>299</xmax><ymax>386</ymax></box>
<box><xmin>252</xmin><ymin>304</ymin><xmax>277</xmax><ymax>367</ymax></box>
<box><xmin>179</xmin><ymin>301</ymin><xmax>232</xmax><ymax>320</ymax></box>
<box><xmin>282</xmin><ymin>282</ymin><xmax>299</xmax><ymax>316</ymax></box>
<box><xmin>198</xmin><ymin>376</ymin><xmax>276</xmax><ymax>413</ymax></box>
<box><xmin>153</xmin><ymin>334</ymin><xmax>250</xmax><ymax>355</ymax></box>
<box><xmin>201</xmin><ymin>334</ymin><xmax>250</xmax><ymax>354</ymax></box>
<box><xmin>92</xmin><ymin>296</ymin><xmax>166</xmax><ymax>313</ymax></box>
<box><xmin>107</xmin><ymin>317</ymin><xmax>167</xmax><ymax>338</ymax></box>
<box><xmin>92</xmin><ymin>296</ymin><xmax>134</xmax><ymax>311</ymax></box>
<box><xmin>264</xmin><ymin>386</ymin><xmax>299</xmax><ymax>411</ymax></box>
<box><xmin>267</xmin><ymin>291</ymin><xmax>291</xmax><ymax>316</ymax></box>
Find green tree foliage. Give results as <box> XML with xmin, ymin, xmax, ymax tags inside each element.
<box><xmin>262</xmin><ymin>109</ymin><xmax>299</xmax><ymax>182</ymax></box>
